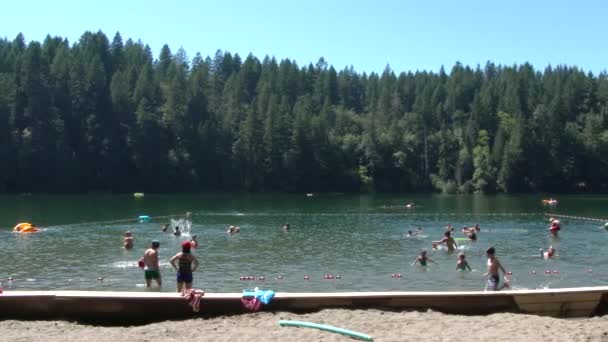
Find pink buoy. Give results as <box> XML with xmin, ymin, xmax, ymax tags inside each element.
<box><xmin>396</xmin><ymin>274</ymin><xmax>402</xmax><ymax>278</ymax></box>
<box><xmin>328</xmin><ymin>275</ymin><xmax>334</xmax><ymax>279</ymax></box>
<box><xmin>391</xmin><ymin>274</ymin><xmax>396</xmax><ymax>278</ymax></box>
<box><xmin>544</xmin><ymin>270</ymin><xmax>551</xmax><ymax>274</ymax></box>
<box><xmin>259</xmin><ymin>276</ymin><xmax>265</xmax><ymax>281</ymax></box>
<box><xmin>7</xmin><ymin>277</ymin><xmax>14</xmax><ymax>281</ymax></box>
<box><xmin>552</xmin><ymin>270</ymin><xmax>560</xmax><ymax>275</ymax></box>
<box><xmin>304</xmin><ymin>276</ymin><xmax>310</xmax><ymax>280</ymax></box>
<box><xmin>239</xmin><ymin>276</ymin><xmax>245</xmax><ymax>281</ymax></box>
<box><xmin>323</xmin><ymin>275</ymin><xmax>328</xmax><ymax>279</ymax></box>
<box><xmin>587</xmin><ymin>269</ymin><xmax>593</xmax><ymax>273</ymax></box>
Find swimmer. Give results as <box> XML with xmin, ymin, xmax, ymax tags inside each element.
<box><xmin>123</xmin><ymin>231</ymin><xmax>134</xmax><ymax>249</ymax></box>
<box><xmin>161</xmin><ymin>223</ymin><xmax>169</xmax><ymax>233</ymax></box>
<box><xmin>407</xmin><ymin>228</ymin><xmax>422</xmax><ymax>237</ymax></box>
<box><xmin>483</xmin><ymin>246</ymin><xmax>508</xmax><ymax>291</ymax></box>
<box><xmin>235</xmin><ymin>226</ymin><xmax>241</xmax><ymax>233</ymax></box>
<box><xmin>463</xmin><ymin>226</ymin><xmax>477</xmax><ymax>241</ymax></box>
<box><xmin>456</xmin><ymin>253</ymin><xmax>472</xmax><ymax>271</ymax></box>
<box><xmin>226</xmin><ymin>226</ymin><xmax>235</xmax><ymax>234</ymax></box>
<box><xmin>432</xmin><ymin>231</ymin><xmax>458</xmax><ymax>252</ymax></box>
<box><xmin>445</xmin><ymin>223</ymin><xmax>454</xmax><ymax>232</ymax></box>
<box><xmin>412</xmin><ymin>249</ymin><xmax>436</xmax><ymax>266</ymax></box>
<box><xmin>189</xmin><ymin>235</ymin><xmax>198</xmax><ymax>249</ymax></box>
<box><xmin>405</xmin><ymin>202</ymin><xmax>415</xmax><ymax>209</ymax></box>
<box><xmin>474</xmin><ymin>224</ymin><xmax>480</xmax><ymax>232</ymax></box>
<box><xmin>282</xmin><ymin>223</ymin><xmax>290</xmax><ymax>231</ymax></box>
<box><xmin>173</xmin><ymin>226</ymin><xmax>181</xmax><ymax>237</ymax></box>
<box><xmin>540</xmin><ymin>245</ymin><xmax>556</xmax><ymax>259</ymax></box>
<box><xmin>549</xmin><ymin>218</ymin><xmax>561</xmax><ymax>238</ymax></box>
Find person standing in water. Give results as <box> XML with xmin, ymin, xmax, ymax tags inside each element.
<box><xmin>456</xmin><ymin>253</ymin><xmax>472</xmax><ymax>271</ymax></box>
<box><xmin>169</xmin><ymin>241</ymin><xmax>200</xmax><ymax>292</ymax></box>
<box><xmin>483</xmin><ymin>246</ymin><xmax>508</xmax><ymax>291</ymax></box>
<box><xmin>549</xmin><ymin>218</ymin><xmax>561</xmax><ymax>238</ymax></box>
<box><xmin>143</xmin><ymin>241</ymin><xmax>161</xmax><ymax>288</ymax></box>
<box><xmin>432</xmin><ymin>231</ymin><xmax>458</xmax><ymax>252</ymax></box>
<box><xmin>412</xmin><ymin>249</ymin><xmax>436</xmax><ymax>266</ymax></box>
<box><xmin>173</xmin><ymin>226</ymin><xmax>181</xmax><ymax>236</ymax></box>
<box><xmin>123</xmin><ymin>231</ymin><xmax>134</xmax><ymax>249</ymax></box>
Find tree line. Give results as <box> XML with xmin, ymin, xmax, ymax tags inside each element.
<box><xmin>0</xmin><ymin>31</ymin><xmax>607</xmax><ymax>194</ymax></box>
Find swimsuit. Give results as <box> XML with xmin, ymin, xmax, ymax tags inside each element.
<box><xmin>486</xmin><ymin>274</ymin><xmax>499</xmax><ymax>291</ymax></box>
<box><xmin>177</xmin><ymin>254</ymin><xmax>193</xmax><ymax>283</ymax></box>
<box><xmin>144</xmin><ymin>268</ymin><xmax>160</xmax><ymax>280</ymax></box>
<box><xmin>419</xmin><ymin>258</ymin><xmax>427</xmax><ymax>266</ymax></box>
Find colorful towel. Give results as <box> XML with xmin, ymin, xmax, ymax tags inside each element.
<box><xmin>181</xmin><ymin>288</ymin><xmax>205</xmax><ymax>312</ymax></box>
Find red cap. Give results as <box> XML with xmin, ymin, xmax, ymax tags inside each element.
<box><xmin>182</xmin><ymin>241</ymin><xmax>191</xmax><ymax>248</ymax></box>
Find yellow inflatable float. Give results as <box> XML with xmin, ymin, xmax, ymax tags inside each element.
<box><xmin>13</xmin><ymin>222</ymin><xmax>40</xmax><ymax>233</ymax></box>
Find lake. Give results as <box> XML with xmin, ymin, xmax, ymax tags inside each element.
<box><xmin>1</xmin><ymin>194</ymin><xmax>607</xmax><ymax>292</ymax></box>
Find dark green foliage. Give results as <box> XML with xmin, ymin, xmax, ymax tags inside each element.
<box><xmin>0</xmin><ymin>30</ymin><xmax>607</xmax><ymax>193</ymax></box>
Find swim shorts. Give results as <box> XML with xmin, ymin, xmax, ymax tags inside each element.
<box><xmin>145</xmin><ymin>270</ymin><xmax>160</xmax><ymax>280</ymax></box>
<box><xmin>177</xmin><ymin>271</ymin><xmax>193</xmax><ymax>283</ymax></box>
<box><xmin>486</xmin><ymin>274</ymin><xmax>499</xmax><ymax>291</ymax></box>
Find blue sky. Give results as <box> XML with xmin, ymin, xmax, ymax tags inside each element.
<box><xmin>1</xmin><ymin>0</ymin><xmax>607</xmax><ymax>74</ymax></box>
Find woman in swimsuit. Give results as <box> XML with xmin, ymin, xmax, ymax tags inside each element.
<box><xmin>169</xmin><ymin>242</ymin><xmax>200</xmax><ymax>292</ymax></box>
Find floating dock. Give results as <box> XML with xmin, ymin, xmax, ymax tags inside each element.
<box><xmin>1</xmin><ymin>287</ymin><xmax>607</xmax><ymax>322</ymax></box>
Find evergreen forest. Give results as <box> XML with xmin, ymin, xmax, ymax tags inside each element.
<box><xmin>1</xmin><ymin>31</ymin><xmax>607</xmax><ymax>194</ymax></box>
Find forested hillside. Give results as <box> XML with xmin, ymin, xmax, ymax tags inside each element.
<box><xmin>0</xmin><ymin>31</ymin><xmax>607</xmax><ymax>193</ymax></box>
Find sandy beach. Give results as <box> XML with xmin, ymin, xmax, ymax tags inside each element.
<box><xmin>2</xmin><ymin>309</ymin><xmax>607</xmax><ymax>342</ymax></box>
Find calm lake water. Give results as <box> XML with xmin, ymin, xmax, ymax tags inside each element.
<box><xmin>1</xmin><ymin>194</ymin><xmax>607</xmax><ymax>292</ymax></box>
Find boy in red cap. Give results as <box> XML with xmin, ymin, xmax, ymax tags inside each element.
<box><xmin>169</xmin><ymin>241</ymin><xmax>200</xmax><ymax>292</ymax></box>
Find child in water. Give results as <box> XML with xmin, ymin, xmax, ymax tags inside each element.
<box><xmin>548</xmin><ymin>218</ymin><xmax>561</xmax><ymax>237</ymax></box>
<box><xmin>540</xmin><ymin>246</ymin><xmax>556</xmax><ymax>259</ymax></box>
<box><xmin>456</xmin><ymin>253</ymin><xmax>472</xmax><ymax>271</ymax></box>
<box><xmin>123</xmin><ymin>231</ymin><xmax>134</xmax><ymax>249</ymax></box>
<box><xmin>483</xmin><ymin>246</ymin><xmax>509</xmax><ymax>291</ymax></box>
<box><xmin>412</xmin><ymin>249</ymin><xmax>437</xmax><ymax>266</ymax></box>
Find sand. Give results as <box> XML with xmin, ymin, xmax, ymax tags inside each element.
<box><xmin>1</xmin><ymin>309</ymin><xmax>607</xmax><ymax>342</ymax></box>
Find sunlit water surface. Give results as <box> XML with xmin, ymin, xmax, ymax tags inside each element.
<box><xmin>1</xmin><ymin>194</ymin><xmax>607</xmax><ymax>292</ymax></box>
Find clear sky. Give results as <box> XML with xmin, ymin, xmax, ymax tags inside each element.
<box><xmin>1</xmin><ymin>0</ymin><xmax>607</xmax><ymax>74</ymax></box>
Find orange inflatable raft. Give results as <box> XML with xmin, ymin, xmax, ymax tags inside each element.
<box><xmin>13</xmin><ymin>222</ymin><xmax>40</xmax><ymax>233</ymax></box>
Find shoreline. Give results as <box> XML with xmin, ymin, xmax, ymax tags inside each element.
<box><xmin>1</xmin><ymin>309</ymin><xmax>607</xmax><ymax>342</ymax></box>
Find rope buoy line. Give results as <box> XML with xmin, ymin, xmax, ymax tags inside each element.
<box><xmin>187</xmin><ymin>212</ymin><xmax>543</xmax><ymax>217</ymax></box>
<box><xmin>543</xmin><ymin>213</ymin><xmax>608</xmax><ymax>222</ymax></box>
<box><xmin>34</xmin><ymin>212</ymin><xmax>570</xmax><ymax>229</ymax></box>
<box><xmin>44</xmin><ymin>212</ymin><xmax>189</xmax><ymax>228</ymax></box>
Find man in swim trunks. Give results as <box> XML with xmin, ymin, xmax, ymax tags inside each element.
<box><xmin>432</xmin><ymin>231</ymin><xmax>458</xmax><ymax>252</ymax></box>
<box><xmin>483</xmin><ymin>246</ymin><xmax>508</xmax><ymax>291</ymax></box>
<box><xmin>169</xmin><ymin>241</ymin><xmax>200</xmax><ymax>292</ymax></box>
<box><xmin>143</xmin><ymin>240</ymin><xmax>161</xmax><ymax>288</ymax></box>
